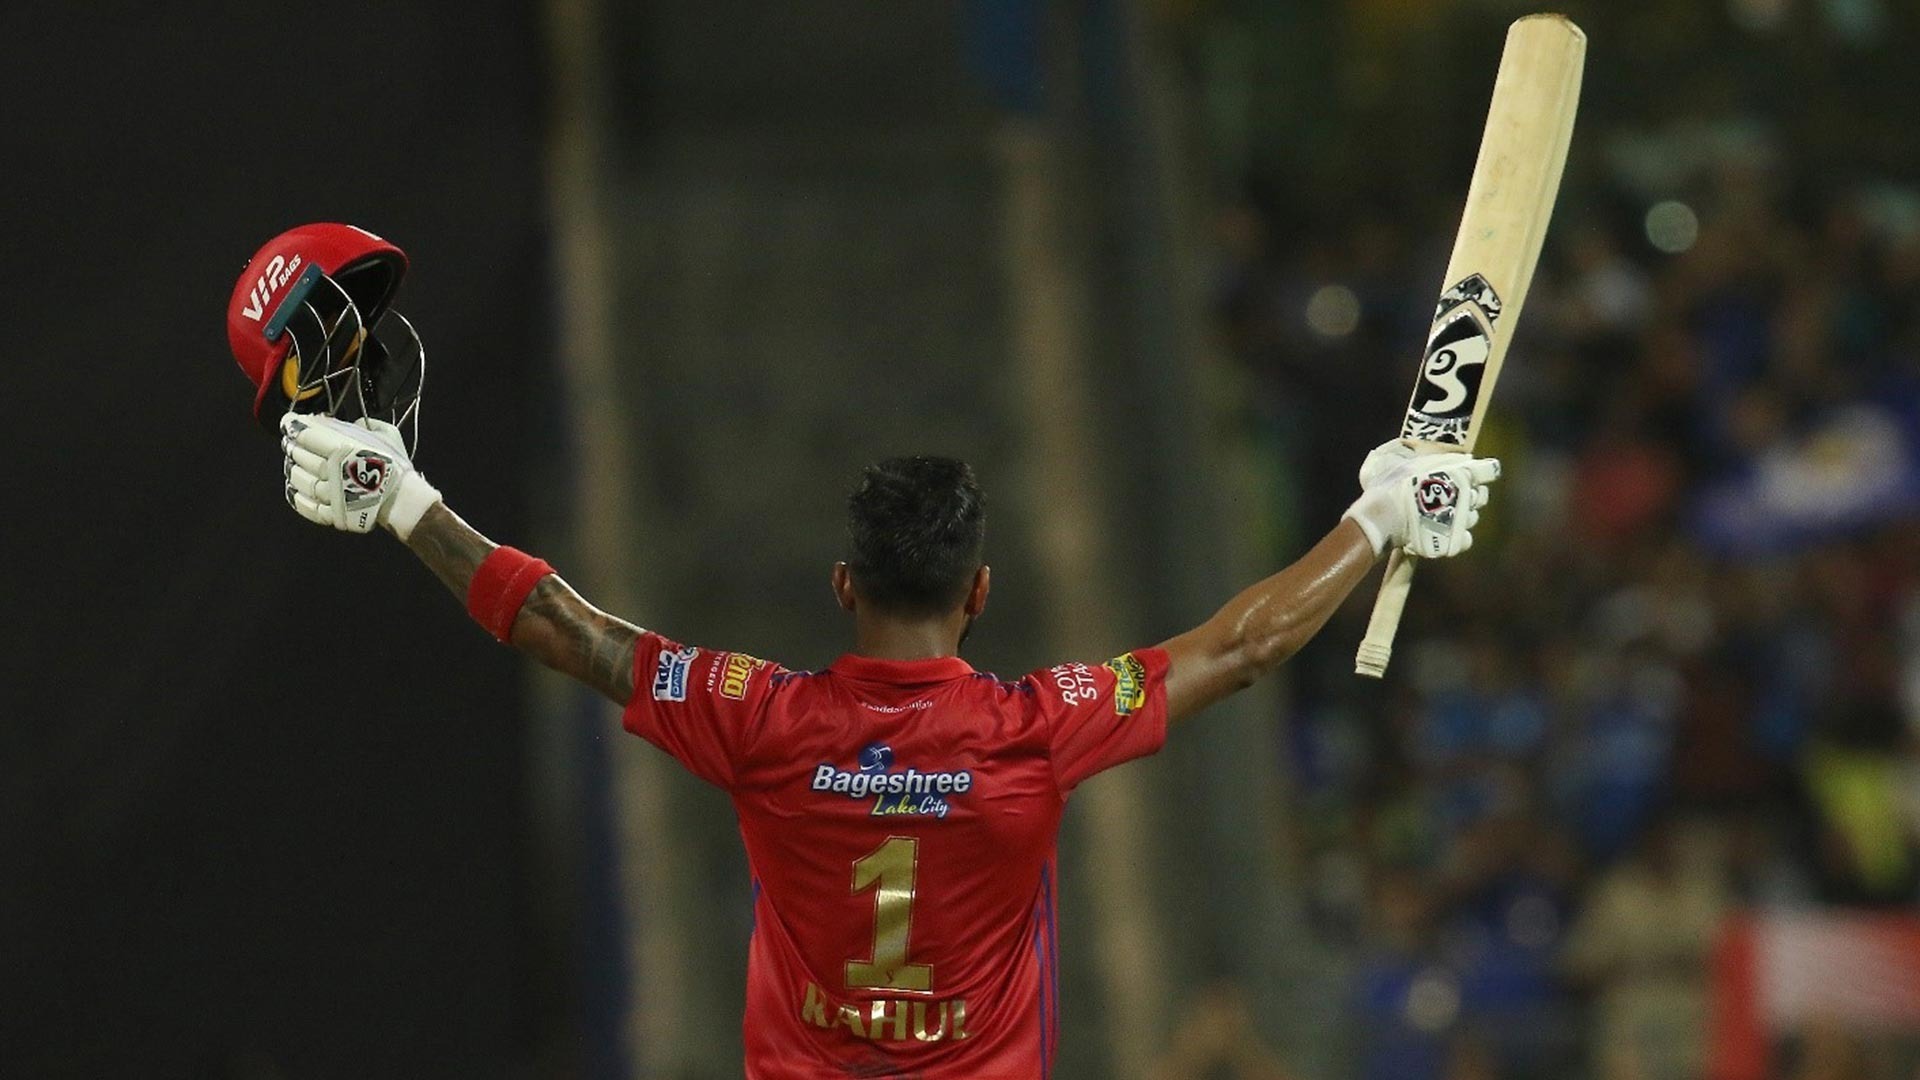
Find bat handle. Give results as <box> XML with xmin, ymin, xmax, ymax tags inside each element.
<box><xmin>1354</xmin><ymin>548</ymin><xmax>1416</xmax><ymax>678</ymax></box>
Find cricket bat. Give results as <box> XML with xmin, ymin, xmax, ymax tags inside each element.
<box><xmin>1354</xmin><ymin>14</ymin><xmax>1585</xmax><ymax>678</ymax></box>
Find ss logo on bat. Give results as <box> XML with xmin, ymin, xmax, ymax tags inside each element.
<box><xmin>1403</xmin><ymin>275</ymin><xmax>1502</xmax><ymax>444</ymax></box>
<box><xmin>1415</xmin><ymin>314</ymin><xmax>1491</xmax><ymax>416</ymax></box>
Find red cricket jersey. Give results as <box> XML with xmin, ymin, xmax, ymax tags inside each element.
<box><xmin>623</xmin><ymin>634</ymin><xmax>1170</xmax><ymax>1079</ymax></box>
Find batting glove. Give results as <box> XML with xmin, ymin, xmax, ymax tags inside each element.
<box><xmin>1344</xmin><ymin>439</ymin><xmax>1500</xmax><ymax>559</ymax></box>
<box><xmin>280</xmin><ymin>414</ymin><xmax>442</xmax><ymax>539</ymax></box>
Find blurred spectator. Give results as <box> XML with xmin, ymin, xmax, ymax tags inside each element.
<box><xmin>1436</xmin><ymin>808</ymin><xmax>1580</xmax><ymax>1076</ymax></box>
<box><xmin>1192</xmin><ymin>10</ymin><xmax>1920</xmax><ymax>1076</ymax></box>
<box><xmin>1785</xmin><ymin>1020</ymin><xmax>1870</xmax><ymax>1080</ymax></box>
<box><xmin>1562</xmin><ymin>817</ymin><xmax>1728</xmax><ymax>1080</ymax></box>
<box><xmin>1351</xmin><ymin>869</ymin><xmax>1458</xmax><ymax>1080</ymax></box>
<box><xmin>1148</xmin><ymin>982</ymin><xmax>1296</xmax><ymax>1080</ymax></box>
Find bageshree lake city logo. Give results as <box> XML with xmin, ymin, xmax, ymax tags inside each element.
<box><xmin>811</xmin><ymin>742</ymin><xmax>973</xmax><ymax>819</ymax></box>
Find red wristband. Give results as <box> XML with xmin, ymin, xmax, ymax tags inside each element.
<box><xmin>467</xmin><ymin>546</ymin><xmax>555</xmax><ymax>642</ymax></box>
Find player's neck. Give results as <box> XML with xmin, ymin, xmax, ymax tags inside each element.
<box><xmin>851</xmin><ymin>613</ymin><xmax>967</xmax><ymax>661</ymax></box>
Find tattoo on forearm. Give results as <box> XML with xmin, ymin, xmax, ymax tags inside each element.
<box><xmin>519</xmin><ymin>578</ymin><xmax>641</xmax><ymax>704</ymax></box>
<box><xmin>406</xmin><ymin>503</ymin><xmax>495</xmax><ymax>601</ymax></box>
<box><xmin>403</xmin><ymin>502</ymin><xmax>639</xmax><ymax>705</ymax></box>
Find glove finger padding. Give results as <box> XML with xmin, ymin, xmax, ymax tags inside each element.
<box><xmin>1344</xmin><ymin>450</ymin><xmax>1501</xmax><ymax>559</ymax></box>
<box><xmin>287</xmin><ymin>460</ymin><xmax>323</xmax><ymax>502</ymax></box>
<box><xmin>277</xmin><ymin>413</ymin><xmax>440</xmax><ymax>539</ymax></box>
<box><xmin>285</xmin><ymin>443</ymin><xmax>328</xmax><ymax>479</ymax></box>
<box><xmin>284</xmin><ymin>413</ymin><xmax>411</xmax><ymax>464</ymax></box>
<box><xmin>279</xmin><ymin>413</ymin><xmax>394</xmax><ymax>534</ymax></box>
<box><xmin>289</xmin><ymin>490</ymin><xmax>337</xmax><ymax>528</ymax></box>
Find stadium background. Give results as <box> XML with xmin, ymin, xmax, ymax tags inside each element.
<box><xmin>6</xmin><ymin>0</ymin><xmax>1919</xmax><ymax>1077</ymax></box>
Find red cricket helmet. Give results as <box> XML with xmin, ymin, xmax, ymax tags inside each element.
<box><xmin>226</xmin><ymin>223</ymin><xmax>425</xmax><ymax>451</ymax></box>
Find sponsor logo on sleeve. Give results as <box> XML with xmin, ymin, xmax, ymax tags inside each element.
<box><xmin>1103</xmin><ymin>652</ymin><xmax>1148</xmax><ymax>716</ymax></box>
<box><xmin>652</xmin><ymin>646</ymin><xmax>698</xmax><ymax>702</ymax></box>
<box><xmin>1047</xmin><ymin>662</ymin><xmax>1098</xmax><ymax>705</ymax></box>
<box><xmin>716</xmin><ymin>652</ymin><xmax>766</xmax><ymax>700</ymax></box>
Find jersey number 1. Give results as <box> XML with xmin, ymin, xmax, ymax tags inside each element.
<box><xmin>845</xmin><ymin>836</ymin><xmax>933</xmax><ymax>993</ymax></box>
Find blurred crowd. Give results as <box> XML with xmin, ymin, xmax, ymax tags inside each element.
<box><xmin>1208</xmin><ymin>113</ymin><xmax>1920</xmax><ymax>1080</ymax></box>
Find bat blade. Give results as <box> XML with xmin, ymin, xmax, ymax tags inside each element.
<box><xmin>1355</xmin><ymin>14</ymin><xmax>1585</xmax><ymax>679</ymax></box>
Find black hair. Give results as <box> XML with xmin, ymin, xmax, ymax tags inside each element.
<box><xmin>845</xmin><ymin>456</ymin><xmax>986</xmax><ymax>617</ymax></box>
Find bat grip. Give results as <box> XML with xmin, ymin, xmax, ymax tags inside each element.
<box><xmin>1354</xmin><ymin>548</ymin><xmax>1416</xmax><ymax>678</ymax></box>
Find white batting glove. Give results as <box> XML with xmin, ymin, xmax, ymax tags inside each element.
<box><xmin>1343</xmin><ymin>439</ymin><xmax>1500</xmax><ymax>559</ymax></box>
<box><xmin>280</xmin><ymin>414</ymin><xmax>442</xmax><ymax>539</ymax></box>
<box><xmin>1358</xmin><ymin>439</ymin><xmax>1421</xmax><ymax>490</ymax></box>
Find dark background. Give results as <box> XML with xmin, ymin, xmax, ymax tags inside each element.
<box><xmin>2</xmin><ymin>3</ymin><xmax>558</xmax><ymax>1074</ymax></box>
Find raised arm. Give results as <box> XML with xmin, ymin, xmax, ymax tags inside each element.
<box><xmin>405</xmin><ymin>503</ymin><xmax>640</xmax><ymax>705</ymax></box>
<box><xmin>1156</xmin><ymin>441</ymin><xmax>1502</xmax><ymax>727</ymax></box>
<box><xmin>281</xmin><ymin>414</ymin><xmax>639</xmax><ymax>706</ymax></box>
<box><xmin>1157</xmin><ymin>521</ymin><xmax>1376</xmax><ymax>725</ymax></box>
